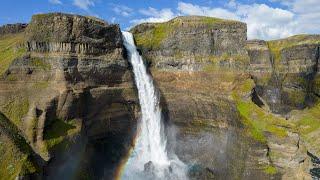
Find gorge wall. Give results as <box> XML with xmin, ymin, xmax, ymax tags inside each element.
<box><xmin>0</xmin><ymin>13</ymin><xmax>139</xmax><ymax>179</ymax></box>
<box><xmin>131</xmin><ymin>16</ymin><xmax>320</xmax><ymax>180</ymax></box>
<box><xmin>0</xmin><ymin>13</ymin><xmax>319</xmax><ymax>180</ymax></box>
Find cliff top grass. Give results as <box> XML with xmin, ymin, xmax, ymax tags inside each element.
<box><xmin>267</xmin><ymin>34</ymin><xmax>320</xmax><ymax>65</ymax></box>
<box><xmin>32</xmin><ymin>12</ymin><xmax>107</xmax><ymax>25</ymax></box>
<box><xmin>0</xmin><ymin>32</ymin><xmax>26</xmax><ymax>75</ymax></box>
<box><xmin>131</xmin><ymin>16</ymin><xmax>245</xmax><ymax>49</ymax></box>
<box><xmin>27</xmin><ymin>13</ymin><xmax>110</xmax><ymax>42</ymax></box>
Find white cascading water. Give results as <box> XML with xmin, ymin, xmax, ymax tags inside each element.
<box><xmin>121</xmin><ymin>32</ymin><xmax>187</xmax><ymax>180</ymax></box>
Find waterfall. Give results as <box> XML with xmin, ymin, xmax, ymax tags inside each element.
<box><xmin>121</xmin><ymin>32</ymin><xmax>187</xmax><ymax>180</ymax></box>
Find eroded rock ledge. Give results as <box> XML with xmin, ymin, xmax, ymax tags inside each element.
<box><xmin>0</xmin><ymin>13</ymin><xmax>319</xmax><ymax>180</ymax></box>
<box><xmin>0</xmin><ymin>13</ymin><xmax>139</xmax><ymax>179</ymax></box>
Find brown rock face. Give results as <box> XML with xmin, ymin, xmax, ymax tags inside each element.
<box><xmin>0</xmin><ymin>13</ymin><xmax>139</xmax><ymax>179</ymax></box>
<box><xmin>249</xmin><ymin>36</ymin><xmax>320</xmax><ymax>114</ymax></box>
<box><xmin>0</xmin><ymin>23</ymin><xmax>27</xmax><ymax>35</ymax></box>
<box><xmin>0</xmin><ymin>13</ymin><xmax>319</xmax><ymax>180</ymax></box>
<box><xmin>131</xmin><ymin>16</ymin><xmax>249</xmax><ymax>71</ymax></box>
<box><xmin>131</xmin><ymin>16</ymin><xmax>318</xmax><ymax>179</ymax></box>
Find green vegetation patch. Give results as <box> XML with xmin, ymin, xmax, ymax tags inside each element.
<box><xmin>263</xmin><ymin>165</ymin><xmax>277</xmax><ymax>175</ymax></box>
<box><xmin>1</xmin><ymin>97</ymin><xmax>29</xmax><ymax>127</ymax></box>
<box><xmin>32</xmin><ymin>81</ymin><xmax>50</xmax><ymax>89</ymax></box>
<box><xmin>132</xmin><ymin>16</ymin><xmax>243</xmax><ymax>50</ymax></box>
<box><xmin>267</xmin><ymin>34</ymin><xmax>320</xmax><ymax>67</ymax></box>
<box><xmin>29</xmin><ymin>57</ymin><xmax>51</xmax><ymax>70</ymax></box>
<box><xmin>233</xmin><ymin>79</ymin><xmax>294</xmax><ymax>143</ymax></box>
<box><xmin>0</xmin><ymin>33</ymin><xmax>26</xmax><ymax>75</ymax></box>
<box><xmin>293</xmin><ymin>102</ymin><xmax>320</xmax><ymax>135</ymax></box>
<box><xmin>44</xmin><ymin>119</ymin><xmax>81</xmax><ymax>152</ymax></box>
<box><xmin>133</xmin><ymin>22</ymin><xmax>178</xmax><ymax>49</ymax></box>
<box><xmin>0</xmin><ymin>113</ymin><xmax>40</xmax><ymax>179</ymax></box>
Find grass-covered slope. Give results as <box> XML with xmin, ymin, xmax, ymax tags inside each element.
<box><xmin>0</xmin><ymin>113</ymin><xmax>40</xmax><ymax>180</ymax></box>
<box><xmin>267</xmin><ymin>34</ymin><xmax>320</xmax><ymax>65</ymax></box>
<box><xmin>0</xmin><ymin>33</ymin><xmax>26</xmax><ymax>75</ymax></box>
<box><xmin>232</xmin><ymin>78</ymin><xmax>295</xmax><ymax>143</ymax></box>
<box><xmin>290</xmin><ymin>101</ymin><xmax>320</xmax><ymax>155</ymax></box>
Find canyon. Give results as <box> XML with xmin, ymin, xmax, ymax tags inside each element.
<box><xmin>0</xmin><ymin>13</ymin><xmax>319</xmax><ymax>180</ymax></box>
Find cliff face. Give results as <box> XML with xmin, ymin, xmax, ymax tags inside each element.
<box><xmin>0</xmin><ymin>13</ymin><xmax>319</xmax><ymax>180</ymax></box>
<box><xmin>132</xmin><ymin>16</ymin><xmax>317</xmax><ymax>179</ymax></box>
<box><xmin>131</xmin><ymin>16</ymin><xmax>249</xmax><ymax>71</ymax></box>
<box><xmin>0</xmin><ymin>23</ymin><xmax>27</xmax><ymax>35</ymax></box>
<box><xmin>249</xmin><ymin>35</ymin><xmax>320</xmax><ymax>114</ymax></box>
<box><xmin>0</xmin><ymin>13</ymin><xmax>139</xmax><ymax>179</ymax></box>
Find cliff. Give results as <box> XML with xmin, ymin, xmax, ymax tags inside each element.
<box><xmin>0</xmin><ymin>13</ymin><xmax>319</xmax><ymax>180</ymax></box>
<box><xmin>0</xmin><ymin>13</ymin><xmax>139</xmax><ymax>179</ymax></box>
<box><xmin>131</xmin><ymin>16</ymin><xmax>249</xmax><ymax>71</ymax></box>
<box><xmin>0</xmin><ymin>23</ymin><xmax>27</xmax><ymax>35</ymax></box>
<box><xmin>131</xmin><ymin>16</ymin><xmax>319</xmax><ymax>179</ymax></box>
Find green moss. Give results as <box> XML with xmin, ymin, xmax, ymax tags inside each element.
<box><xmin>285</xmin><ymin>89</ymin><xmax>306</xmax><ymax>106</ymax></box>
<box><xmin>2</xmin><ymin>97</ymin><xmax>29</xmax><ymax>127</ymax></box>
<box><xmin>30</xmin><ymin>58</ymin><xmax>51</xmax><ymax>70</ymax></box>
<box><xmin>233</xmin><ymin>79</ymin><xmax>294</xmax><ymax>143</ymax></box>
<box><xmin>134</xmin><ymin>22</ymin><xmax>178</xmax><ymax>49</ymax></box>
<box><xmin>296</xmin><ymin>112</ymin><xmax>320</xmax><ymax>135</ymax></box>
<box><xmin>267</xmin><ymin>35</ymin><xmax>320</xmax><ymax>67</ymax></box>
<box><xmin>32</xmin><ymin>81</ymin><xmax>50</xmax><ymax>89</ymax></box>
<box><xmin>203</xmin><ymin>63</ymin><xmax>219</xmax><ymax>72</ymax></box>
<box><xmin>0</xmin><ymin>33</ymin><xmax>26</xmax><ymax>75</ymax></box>
<box><xmin>6</xmin><ymin>74</ymin><xmax>17</xmax><ymax>81</ymax></box>
<box><xmin>0</xmin><ymin>113</ymin><xmax>40</xmax><ymax>179</ymax></box>
<box><xmin>44</xmin><ymin>119</ymin><xmax>80</xmax><ymax>152</ymax></box>
<box><xmin>133</xmin><ymin>16</ymin><xmax>243</xmax><ymax>50</ymax></box>
<box><xmin>236</xmin><ymin>100</ymin><xmax>267</xmax><ymax>143</ymax></box>
<box><xmin>263</xmin><ymin>165</ymin><xmax>277</xmax><ymax>175</ymax></box>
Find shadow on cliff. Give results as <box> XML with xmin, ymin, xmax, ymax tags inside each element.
<box><xmin>79</xmin><ymin>87</ymin><xmax>138</xmax><ymax>180</ymax></box>
<box><xmin>0</xmin><ymin>112</ymin><xmax>46</xmax><ymax>179</ymax></box>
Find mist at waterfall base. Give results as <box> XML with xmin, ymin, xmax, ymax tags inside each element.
<box><xmin>119</xmin><ymin>32</ymin><xmax>187</xmax><ymax>180</ymax></box>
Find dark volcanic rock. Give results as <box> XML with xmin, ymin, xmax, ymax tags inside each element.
<box><xmin>26</xmin><ymin>13</ymin><xmax>123</xmax><ymax>56</ymax></box>
<box><xmin>0</xmin><ymin>13</ymin><xmax>139</xmax><ymax>179</ymax></box>
<box><xmin>0</xmin><ymin>23</ymin><xmax>27</xmax><ymax>35</ymax></box>
<box><xmin>131</xmin><ymin>16</ymin><xmax>249</xmax><ymax>70</ymax></box>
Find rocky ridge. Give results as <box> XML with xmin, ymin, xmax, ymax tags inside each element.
<box><xmin>0</xmin><ymin>13</ymin><xmax>319</xmax><ymax>180</ymax></box>
<box><xmin>0</xmin><ymin>13</ymin><xmax>139</xmax><ymax>179</ymax></box>
<box><xmin>131</xmin><ymin>16</ymin><xmax>320</xmax><ymax>179</ymax></box>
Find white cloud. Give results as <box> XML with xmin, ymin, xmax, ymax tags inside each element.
<box><xmin>49</xmin><ymin>0</ymin><xmax>62</xmax><ymax>5</ymax></box>
<box><xmin>73</xmin><ymin>0</ymin><xmax>94</xmax><ymax>10</ymax></box>
<box><xmin>236</xmin><ymin>3</ymin><xmax>296</xmax><ymax>39</ymax></box>
<box><xmin>112</xmin><ymin>5</ymin><xmax>133</xmax><ymax>17</ymax></box>
<box><xmin>177</xmin><ymin>2</ymin><xmax>239</xmax><ymax>20</ymax></box>
<box><xmin>129</xmin><ymin>1</ymin><xmax>319</xmax><ymax>40</ymax></box>
<box><xmin>269</xmin><ymin>0</ymin><xmax>320</xmax><ymax>35</ymax></box>
<box><xmin>176</xmin><ymin>2</ymin><xmax>296</xmax><ymax>39</ymax></box>
<box><xmin>131</xmin><ymin>7</ymin><xmax>176</xmax><ymax>25</ymax></box>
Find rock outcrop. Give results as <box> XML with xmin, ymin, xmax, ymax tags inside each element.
<box><xmin>0</xmin><ymin>13</ymin><xmax>319</xmax><ymax>180</ymax></box>
<box><xmin>0</xmin><ymin>23</ymin><xmax>27</xmax><ymax>35</ymax></box>
<box><xmin>0</xmin><ymin>13</ymin><xmax>139</xmax><ymax>179</ymax></box>
<box><xmin>131</xmin><ymin>16</ymin><xmax>249</xmax><ymax>71</ymax></box>
<box><xmin>131</xmin><ymin>16</ymin><xmax>317</xmax><ymax>179</ymax></box>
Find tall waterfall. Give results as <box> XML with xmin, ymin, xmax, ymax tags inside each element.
<box><xmin>121</xmin><ymin>32</ymin><xmax>187</xmax><ymax>180</ymax></box>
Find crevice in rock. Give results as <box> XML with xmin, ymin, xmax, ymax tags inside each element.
<box><xmin>251</xmin><ymin>88</ymin><xmax>264</xmax><ymax>108</ymax></box>
<box><xmin>307</xmin><ymin>151</ymin><xmax>320</xmax><ymax>179</ymax></box>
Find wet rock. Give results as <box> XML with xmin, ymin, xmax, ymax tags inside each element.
<box><xmin>144</xmin><ymin>161</ymin><xmax>156</xmax><ymax>175</ymax></box>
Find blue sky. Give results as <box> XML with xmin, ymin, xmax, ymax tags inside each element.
<box><xmin>0</xmin><ymin>0</ymin><xmax>319</xmax><ymax>40</ymax></box>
